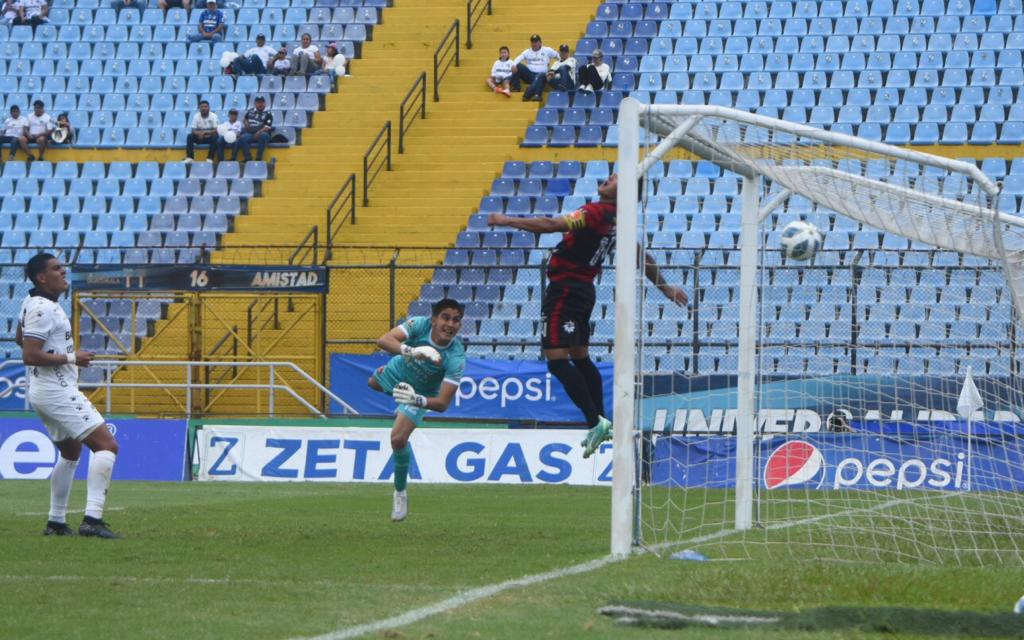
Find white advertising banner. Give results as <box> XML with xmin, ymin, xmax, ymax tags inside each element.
<box><xmin>198</xmin><ymin>426</ymin><xmax>614</xmax><ymax>485</ymax></box>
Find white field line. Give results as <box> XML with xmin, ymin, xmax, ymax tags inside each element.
<box><xmin>15</xmin><ymin>507</ymin><xmax>126</xmax><ymax>517</ymax></box>
<box><xmin>291</xmin><ymin>495</ymin><xmax>919</xmax><ymax>640</ymax></box>
<box><xmin>0</xmin><ymin>574</ymin><xmax>440</xmax><ymax>591</ymax></box>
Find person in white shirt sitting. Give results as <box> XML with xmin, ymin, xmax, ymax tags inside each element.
<box><xmin>486</xmin><ymin>45</ymin><xmax>514</xmax><ymax>97</ymax></box>
<box><xmin>234</xmin><ymin>33</ymin><xmax>277</xmax><ymax>75</ymax></box>
<box><xmin>269</xmin><ymin>47</ymin><xmax>291</xmax><ymax>75</ymax></box>
<box><xmin>186</xmin><ymin>100</ymin><xmax>220</xmax><ymax>162</ymax></box>
<box><xmin>13</xmin><ymin>0</ymin><xmax>47</xmax><ymax>28</ymax></box>
<box><xmin>577</xmin><ymin>49</ymin><xmax>612</xmax><ymax>92</ymax></box>
<box><xmin>216</xmin><ymin>108</ymin><xmax>243</xmax><ymax>161</ymax></box>
<box><xmin>513</xmin><ymin>34</ymin><xmax>559</xmax><ymax>102</ymax></box>
<box><xmin>26</xmin><ymin>100</ymin><xmax>53</xmax><ymax>161</ymax></box>
<box><xmin>290</xmin><ymin>32</ymin><xmax>322</xmax><ymax>76</ymax></box>
<box><xmin>319</xmin><ymin>42</ymin><xmax>347</xmax><ymax>80</ymax></box>
<box><xmin>547</xmin><ymin>44</ymin><xmax>578</xmax><ymax>93</ymax></box>
<box><xmin>1</xmin><ymin>105</ymin><xmax>31</xmax><ymax>161</ymax></box>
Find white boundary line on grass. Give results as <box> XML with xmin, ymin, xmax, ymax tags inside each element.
<box><xmin>15</xmin><ymin>507</ymin><xmax>126</xmax><ymax>517</ymax></box>
<box><xmin>291</xmin><ymin>495</ymin><xmax>918</xmax><ymax>640</ymax></box>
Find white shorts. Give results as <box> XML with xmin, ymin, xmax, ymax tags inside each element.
<box><xmin>28</xmin><ymin>387</ymin><xmax>106</xmax><ymax>442</ymax></box>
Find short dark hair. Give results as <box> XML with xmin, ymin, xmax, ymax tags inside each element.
<box><xmin>499</xmin><ymin>45</ymin><xmax>509</xmax><ymax>52</ymax></box>
<box><xmin>25</xmin><ymin>252</ymin><xmax>57</xmax><ymax>285</ymax></box>
<box><xmin>199</xmin><ymin>99</ymin><xmax>210</xmax><ymax>106</ymax></box>
<box><xmin>32</xmin><ymin>100</ymin><xmax>43</xmax><ymax>108</ymax></box>
<box><xmin>9</xmin><ymin>105</ymin><xmax>18</xmax><ymax>113</ymax></box>
<box><xmin>432</xmin><ymin>298</ymin><xmax>465</xmax><ymax>317</ymax></box>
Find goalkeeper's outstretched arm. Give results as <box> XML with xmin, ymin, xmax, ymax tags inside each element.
<box><xmin>393</xmin><ymin>381</ymin><xmax>458</xmax><ymax>412</ymax></box>
<box><xmin>643</xmin><ymin>250</ymin><xmax>688</xmax><ymax>306</ymax></box>
<box><xmin>376</xmin><ymin>325</ymin><xmax>411</xmax><ymax>355</ymax></box>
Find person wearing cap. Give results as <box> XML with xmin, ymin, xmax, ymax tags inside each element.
<box><xmin>486</xmin><ymin>45</ymin><xmax>514</xmax><ymax>97</ymax></box>
<box><xmin>513</xmin><ymin>34</ymin><xmax>559</xmax><ymax>101</ymax></box>
<box><xmin>188</xmin><ymin>0</ymin><xmax>225</xmax><ymax>43</ymax></box>
<box><xmin>186</xmin><ymin>99</ymin><xmax>220</xmax><ymax>163</ymax></box>
<box><xmin>217</xmin><ymin>108</ymin><xmax>242</xmax><ymax>161</ymax></box>
<box><xmin>235</xmin><ymin>96</ymin><xmax>273</xmax><ymax>162</ymax></box>
<box><xmin>235</xmin><ymin>34</ymin><xmax>277</xmax><ymax>75</ymax></box>
<box><xmin>319</xmin><ymin>42</ymin><xmax>347</xmax><ymax>79</ymax></box>
<box><xmin>290</xmin><ymin>32</ymin><xmax>322</xmax><ymax>75</ymax></box>
<box><xmin>578</xmin><ymin>49</ymin><xmax>611</xmax><ymax>92</ymax></box>
<box><xmin>26</xmin><ymin>100</ymin><xmax>53</xmax><ymax>162</ymax></box>
<box><xmin>269</xmin><ymin>47</ymin><xmax>291</xmax><ymax>75</ymax></box>
<box><xmin>546</xmin><ymin>44</ymin><xmax>578</xmax><ymax>92</ymax></box>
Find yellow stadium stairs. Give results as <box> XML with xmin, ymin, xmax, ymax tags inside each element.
<box><xmin>106</xmin><ymin>0</ymin><xmax>608</xmax><ymax>416</ymax></box>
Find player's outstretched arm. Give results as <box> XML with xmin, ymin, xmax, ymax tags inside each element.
<box><xmin>488</xmin><ymin>213</ymin><xmax>570</xmax><ymax>234</ymax></box>
<box><xmin>376</xmin><ymin>326</ymin><xmax>441</xmax><ymax>364</ymax></box>
<box><xmin>641</xmin><ymin>248</ymin><xmax>689</xmax><ymax>306</ymax></box>
<box><xmin>394</xmin><ymin>381</ymin><xmax>458</xmax><ymax>413</ymax></box>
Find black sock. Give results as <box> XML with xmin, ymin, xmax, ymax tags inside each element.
<box><xmin>573</xmin><ymin>357</ymin><xmax>606</xmax><ymax>418</ymax></box>
<box><xmin>548</xmin><ymin>359</ymin><xmax>599</xmax><ymax>427</ymax></box>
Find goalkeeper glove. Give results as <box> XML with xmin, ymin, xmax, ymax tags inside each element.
<box><xmin>400</xmin><ymin>344</ymin><xmax>442</xmax><ymax>365</ymax></box>
<box><xmin>393</xmin><ymin>382</ymin><xmax>427</xmax><ymax>408</ymax></box>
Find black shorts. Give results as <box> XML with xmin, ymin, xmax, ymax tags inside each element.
<box><xmin>541</xmin><ymin>279</ymin><xmax>596</xmax><ymax>349</ymax></box>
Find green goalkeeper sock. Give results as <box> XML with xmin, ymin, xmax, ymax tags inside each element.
<box><xmin>393</xmin><ymin>446</ymin><xmax>411</xmax><ymax>492</ymax></box>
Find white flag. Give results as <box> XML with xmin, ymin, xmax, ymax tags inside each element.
<box><xmin>957</xmin><ymin>366</ymin><xmax>984</xmax><ymax>419</ymax></box>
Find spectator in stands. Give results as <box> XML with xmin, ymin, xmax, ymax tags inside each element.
<box><xmin>1</xmin><ymin>105</ymin><xmax>31</xmax><ymax>161</ymax></box>
<box><xmin>12</xmin><ymin>0</ymin><xmax>48</xmax><ymax>28</ymax></box>
<box><xmin>290</xmin><ymin>32</ymin><xmax>322</xmax><ymax>75</ymax></box>
<box><xmin>577</xmin><ymin>49</ymin><xmax>611</xmax><ymax>92</ymax></box>
<box><xmin>51</xmin><ymin>113</ymin><xmax>74</xmax><ymax>146</ymax></box>
<box><xmin>2</xmin><ymin>0</ymin><xmax>19</xmax><ymax>25</ymax></box>
<box><xmin>269</xmin><ymin>47</ymin><xmax>291</xmax><ymax>75</ymax></box>
<box><xmin>235</xmin><ymin>96</ymin><xmax>273</xmax><ymax>162</ymax></box>
<box><xmin>158</xmin><ymin>0</ymin><xmax>190</xmax><ymax>12</ymax></box>
<box><xmin>111</xmin><ymin>0</ymin><xmax>145</xmax><ymax>14</ymax></box>
<box><xmin>318</xmin><ymin>43</ymin><xmax>347</xmax><ymax>80</ymax></box>
<box><xmin>513</xmin><ymin>34</ymin><xmax>558</xmax><ymax>102</ymax></box>
<box><xmin>26</xmin><ymin>100</ymin><xmax>53</xmax><ymax>162</ymax></box>
<box><xmin>486</xmin><ymin>45</ymin><xmax>513</xmax><ymax>97</ymax></box>
<box><xmin>185</xmin><ymin>99</ymin><xmax>220</xmax><ymax>163</ymax></box>
<box><xmin>218</xmin><ymin>108</ymin><xmax>242</xmax><ymax>161</ymax></box>
<box><xmin>547</xmin><ymin>44</ymin><xmax>577</xmax><ymax>92</ymax></box>
<box><xmin>234</xmin><ymin>33</ymin><xmax>277</xmax><ymax>75</ymax></box>
<box><xmin>188</xmin><ymin>0</ymin><xmax>225</xmax><ymax>44</ymax></box>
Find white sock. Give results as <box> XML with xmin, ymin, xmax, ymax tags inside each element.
<box><xmin>85</xmin><ymin>450</ymin><xmax>116</xmax><ymax>520</ymax></box>
<box><xmin>48</xmin><ymin>456</ymin><xmax>79</xmax><ymax>523</ymax></box>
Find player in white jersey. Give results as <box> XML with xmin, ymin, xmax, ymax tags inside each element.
<box><xmin>16</xmin><ymin>253</ymin><xmax>121</xmax><ymax>539</ymax></box>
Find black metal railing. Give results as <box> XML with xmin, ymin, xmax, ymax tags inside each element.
<box><xmin>399</xmin><ymin>72</ymin><xmax>427</xmax><ymax>154</ymax></box>
<box><xmin>433</xmin><ymin>19</ymin><xmax>460</xmax><ymax>102</ymax></box>
<box><xmin>465</xmin><ymin>0</ymin><xmax>492</xmax><ymax>49</ymax></box>
<box><xmin>288</xmin><ymin>225</ymin><xmax>319</xmax><ymax>265</ymax></box>
<box><xmin>362</xmin><ymin>120</ymin><xmax>392</xmax><ymax>206</ymax></box>
<box><xmin>326</xmin><ymin>173</ymin><xmax>357</xmax><ymax>260</ymax></box>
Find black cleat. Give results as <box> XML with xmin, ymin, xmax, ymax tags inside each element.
<box><xmin>42</xmin><ymin>521</ymin><xmax>75</xmax><ymax>536</ymax></box>
<box><xmin>78</xmin><ymin>518</ymin><xmax>120</xmax><ymax>539</ymax></box>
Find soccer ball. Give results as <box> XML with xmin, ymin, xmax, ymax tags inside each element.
<box><xmin>780</xmin><ymin>220</ymin><xmax>823</xmax><ymax>261</ymax></box>
<box><xmin>1014</xmin><ymin>595</ymin><xmax>1024</xmax><ymax>614</ymax></box>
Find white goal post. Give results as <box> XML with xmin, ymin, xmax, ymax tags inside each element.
<box><xmin>612</xmin><ymin>99</ymin><xmax>1024</xmax><ymax>560</ymax></box>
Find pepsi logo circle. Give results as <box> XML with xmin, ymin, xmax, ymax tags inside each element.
<box><xmin>764</xmin><ymin>441</ymin><xmax>825</xmax><ymax>490</ymax></box>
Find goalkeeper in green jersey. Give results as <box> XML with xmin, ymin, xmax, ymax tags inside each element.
<box><xmin>368</xmin><ymin>298</ymin><xmax>467</xmax><ymax>522</ymax></box>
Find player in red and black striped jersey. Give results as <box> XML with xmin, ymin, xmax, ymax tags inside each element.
<box><xmin>489</xmin><ymin>174</ymin><xmax>687</xmax><ymax>457</ymax></box>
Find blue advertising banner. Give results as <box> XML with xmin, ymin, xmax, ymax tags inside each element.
<box><xmin>329</xmin><ymin>353</ymin><xmax>613</xmax><ymax>422</ymax></box>
<box><xmin>652</xmin><ymin>432</ymin><xmax>1024</xmax><ymax>492</ymax></box>
<box><xmin>0</xmin><ymin>363</ymin><xmax>27</xmax><ymax>411</ymax></box>
<box><xmin>0</xmin><ymin>418</ymin><xmax>188</xmax><ymax>481</ymax></box>
<box><xmin>639</xmin><ymin>374</ymin><xmax>1024</xmax><ymax>433</ymax></box>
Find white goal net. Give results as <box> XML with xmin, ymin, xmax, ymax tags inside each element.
<box><xmin>611</xmin><ymin>101</ymin><xmax>1024</xmax><ymax>566</ymax></box>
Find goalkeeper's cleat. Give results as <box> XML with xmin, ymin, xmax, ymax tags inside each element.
<box><xmin>79</xmin><ymin>518</ymin><xmax>120</xmax><ymax>539</ymax></box>
<box><xmin>42</xmin><ymin>521</ymin><xmax>75</xmax><ymax>536</ymax></box>
<box><xmin>391</xmin><ymin>490</ymin><xmax>408</xmax><ymax>522</ymax></box>
<box><xmin>581</xmin><ymin>416</ymin><xmax>613</xmax><ymax>459</ymax></box>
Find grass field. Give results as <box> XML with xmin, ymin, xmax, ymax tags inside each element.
<box><xmin>2</xmin><ymin>481</ymin><xmax>1023</xmax><ymax>639</ymax></box>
